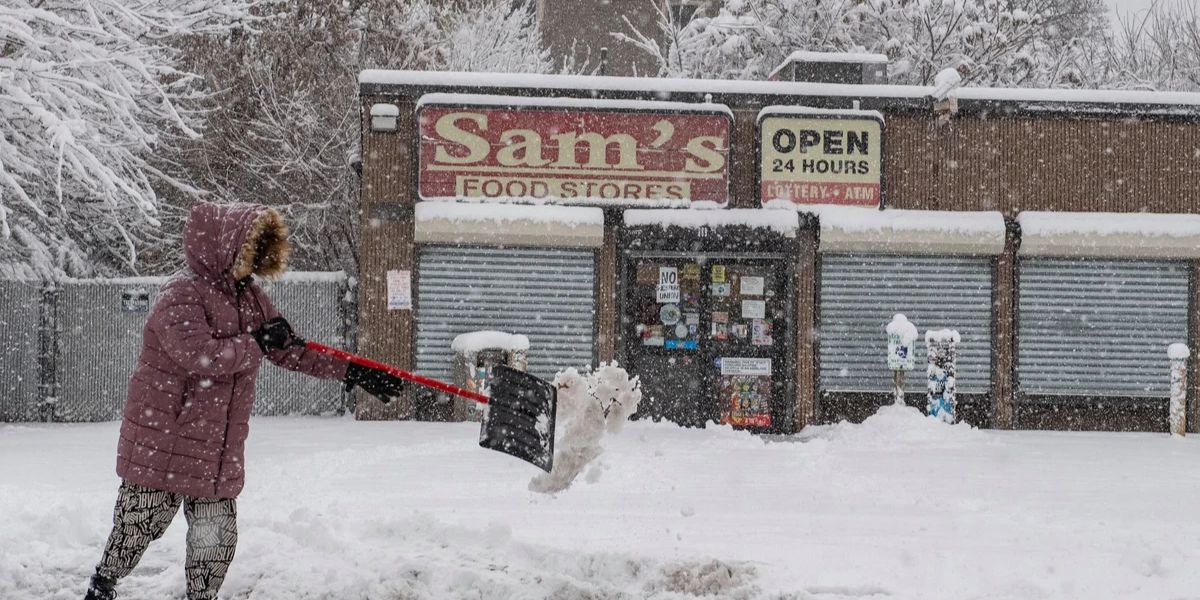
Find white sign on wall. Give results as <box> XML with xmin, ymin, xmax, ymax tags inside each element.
<box><xmin>657</xmin><ymin>267</ymin><xmax>680</xmax><ymax>303</ymax></box>
<box><xmin>387</xmin><ymin>270</ymin><xmax>412</xmax><ymax>311</ymax></box>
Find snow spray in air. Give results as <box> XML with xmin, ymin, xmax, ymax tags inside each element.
<box><xmin>529</xmin><ymin>363</ymin><xmax>642</xmax><ymax>494</ymax></box>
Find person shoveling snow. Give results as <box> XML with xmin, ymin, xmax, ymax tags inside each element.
<box><xmin>83</xmin><ymin>203</ymin><xmax>408</xmax><ymax>600</ymax></box>
<box><xmin>530</xmin><ymin>363</ymin><xmax>642</xmax><ymax>494</ymax></box>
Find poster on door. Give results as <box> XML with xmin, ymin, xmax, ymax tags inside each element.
<box><xmin>718</xmin><ymin>357</ymin><xmax>772</xmax><ymax>428</ymax></box>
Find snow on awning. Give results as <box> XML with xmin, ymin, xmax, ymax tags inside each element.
<box><xmin>414</xmin><ymin>201</ymin><xmax>604</xmax><ymax>248</ymax></box>
<box><xmin>774</xmin><ymin>203</ymin><xmax>1006</xmax><ymax>255</ymax></box>
<box><xmin>623</xmin><ymin>208</ymin><xmax>799</xmax><ymax>237</ymax></box>
<box><xmin>1017</xmin><ymin>211</ymin><xmax>1200</xmax><ymax>259</ymax></box>
<box><xmin>451</xmin><ymin>330</ymin><xmax>530</xmax><ymax>353</ymax></box>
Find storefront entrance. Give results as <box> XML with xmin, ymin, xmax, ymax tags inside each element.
<box><xmin>621</xmin><ymin>253</ymin><xmax>791</xmax><ymax>430</ymax></box>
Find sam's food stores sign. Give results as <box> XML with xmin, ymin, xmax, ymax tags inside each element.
<box><xmin>759</xmin><ymin>108</ymin><xmax>883</xmax><ymax>207</ymax></box>
<box><xmin>418</xmin><ymin>98</ymin><xmax>731</xmax><ymax>204</ymax></box>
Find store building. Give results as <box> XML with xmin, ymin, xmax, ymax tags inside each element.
<box><xmin>356</xmin><ymin>66</ymin><xmax>1200</xmax><ymax>433</ymax></box>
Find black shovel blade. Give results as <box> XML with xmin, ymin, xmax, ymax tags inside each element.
<box><xmin>479</xmin><ymin>365</ymin><xmax>557</xmax><ymax>472</ymax></box>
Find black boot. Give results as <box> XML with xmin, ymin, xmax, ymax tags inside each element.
<box><xmin>84</xmin><ymin>573</ymin><xmax>116</xmax><ymax>600</ymax></box>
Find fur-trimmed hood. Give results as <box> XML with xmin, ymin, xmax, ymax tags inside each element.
<box><xmin>182</xmin><ymin>202</ymin><xmax>290</xmax><ymax>283</ymax></box>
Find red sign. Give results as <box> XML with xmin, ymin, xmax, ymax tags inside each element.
<box><xmin>418</xmin><ymin>104</ymin><xmax>730</xmax><ymax>204</ymax></box>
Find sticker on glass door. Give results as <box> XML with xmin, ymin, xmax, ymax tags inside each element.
<box><xmin>718</xmin><ymin>357</ymin><xmax>772</xmax><ymax>428</ymax></box>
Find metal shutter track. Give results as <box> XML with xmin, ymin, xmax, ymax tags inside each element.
<box><xmin>819</xmin><ymin>254</ymin><xmax>993</xmax><ymax>394</ymax></box>
<box><xmin>417</xmin><ymin>247</ymin><xmax>596</xmax><ymax>382</ymax></box>
<box><xmin>1018</xmin><ymin>258</ymin><xmax>1189</xmax><ymax>398</ymax></box>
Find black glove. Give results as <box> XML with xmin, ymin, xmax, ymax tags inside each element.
<box><xmin>252</xmin><ymin>317</ymin><xmax>295</xmax><ymax>353</ymax></box>
<box><xmin>345</xmin><ymin>362</ymin><xmax>406</xmax><ymax>404</ymax></box>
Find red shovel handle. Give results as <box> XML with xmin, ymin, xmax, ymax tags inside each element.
<box><xmin>304</xmin><ymin>340</ymin><xmax>490</xmax><ymax>404</ymax></box>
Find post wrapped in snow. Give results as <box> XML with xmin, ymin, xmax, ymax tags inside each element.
<box><xmin>1168</xmin><ymin>343</ymin><xmax>1189</xmax><ymax>437</ymax></box>
<box><xmin>925</xmin><ymin>329</ymin><xmax>960</xmax><ymax>424</ymax></box>
<box><xmin>530</xmin><ymin>363</ymin><xmax>642</xmax><ymax>494</ymax></box>
<box><xmin>886</xmin><ymin>314</ymin><xmax>919</xmax><ymax>406</ymax></box>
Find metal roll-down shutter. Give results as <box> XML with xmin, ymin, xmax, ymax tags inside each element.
<box><xmin>417</xmin><ymin>246</ymin><xmax>597</xmax><ymax>382</ymax></box>
<box><xmin>1017</xmin><ymin>258</ymin><xmax>1190</xmax><ymax>398</ymax></box>
<box><xmin>819</xmin><ymin>254</ymin><xmax>994</xmax><ymax>394</ymax></box>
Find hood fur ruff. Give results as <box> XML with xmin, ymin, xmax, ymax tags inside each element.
<box><xmin>231</xmin><ymin>208</ymin><xmax>290</xmax><ymax>280</ymax></box>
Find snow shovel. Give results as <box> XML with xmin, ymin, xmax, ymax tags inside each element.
<box><xmin>303</xmin><ymin>341</ymin><xmax>556</xmax><ymax>472</ymax></box>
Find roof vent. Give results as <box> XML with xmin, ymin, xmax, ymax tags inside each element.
<box><xmin>768</xmin><ymin>51</ymin><xmax>888</xmax><ymax>85</ymax></box>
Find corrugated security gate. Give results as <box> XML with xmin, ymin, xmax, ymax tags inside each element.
<box><xmin>417</xmin><ymin>246</ymin><xmax>596</xmax><ymax>382</ymax></box>
<box><xmin>55</xmin><ymin>274</ymin><xmax>350</xmax><ymax>422</ymax></box>
<box><xmin>0</xmin><ymin>280</ymin><xmax>43</xmax><ymax>421</ymax></box>
<box><xmin>1017</xmin><ymin>258</ymin><xmax>1190</xmax><ymax>398</ymax></box>
<box><xmin>819</xmin><ymin>254</ymin><xmax>994</xmax><ymax>394</ymax></box>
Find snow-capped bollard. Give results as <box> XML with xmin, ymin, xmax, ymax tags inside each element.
<box><xmin>1168</xmin><ymin>343</ymin><xmax>1189</xmax><ymax>436</ymax></box>
<box><xmin>886</xmin><ymin>314</ymin><xmax>918</xmax><ymax>406</ymax></box>
<box><xmin>925</xmin><ymin>329</ymin><xmax>960</xmax><ymax>424</ymax></box>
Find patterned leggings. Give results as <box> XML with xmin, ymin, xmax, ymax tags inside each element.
<box><xmin>95</xmin><ymin>481</ymin><xmax>238</xmax><ymax>600</ymax></box>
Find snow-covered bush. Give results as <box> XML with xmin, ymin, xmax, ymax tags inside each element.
<box><xmin>618</xmin><ymin>0</ymin><xmax>1110</xmax><ymax>87</ymax></box>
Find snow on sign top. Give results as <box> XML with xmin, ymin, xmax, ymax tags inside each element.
<box><xmin>886</xmin><ymin>314</ymin><xmax>919</xmax><ymax>341</ymax></box>
<box><xmin>451</xmin><ymin>331</ymin><xmax>531</xmax><ymax>353</ymax></box>
<box><xmin>757</xmin><ymin>105</ymin><xmax>885</xmax><ymax>122</ymax></box>
<box><xmin>623</xmin><ymin>208</ymin><xmax>800</xmax><ymax>236</ymax></box>
<box><xmin>779</xmin><ymin>204</ymin><xmax>1005</xmax><ymax>235</ymax></box>
<box><xmin>1168</xmin><ymin>343</ymin><xmax>1190</xmax><ymax>360</ymax></box>
<box><xmin>415</xmin><ymin>201</ymin><xmax>603</xmax><ymax>227</ymax></box>
<box><xmin>417</xmin><ymin>93</ymin><xmax>733</xmax><ymax>117</ymax></box>
<box><xmin>925</xmin><ymin>329</ymin><xmax>962</xmax><ymax>344</ymax></box>
<box><xmin>370</xmin><ymin>103</ymin><xmax>399</xmax><ymax>117</ymax></box>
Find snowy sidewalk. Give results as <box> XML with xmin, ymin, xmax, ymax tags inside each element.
<box><xmin>3</xmin><ymin>406</ymin><xmax>1200</xmax><ymax>599</ymax></box>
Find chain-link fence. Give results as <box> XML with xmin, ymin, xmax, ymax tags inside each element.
<box><xmin>0</xmin><ymin>280</ymin><xmax>44</xmax><ymax>421</ymax></box>
<box><xmin>0</xmin><ymin>273</ymin><xmax>352</xmax><ymax>422</ymax></box>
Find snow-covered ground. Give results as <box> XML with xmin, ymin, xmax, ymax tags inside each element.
<box><xmin>4</xmin><ymin>405</ymin><xmax>1200</xmax><ymax>600</ymax></box>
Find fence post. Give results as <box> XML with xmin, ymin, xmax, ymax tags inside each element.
<box><xmin>36</xmin><ymin>286</ymin><xmax>60</xmax><ymax>422</ymax></box>
<box><xmin>926</xmin><ymin>329</ymin><xmax>960</xmax><ymax>424</ymax></box>
<box><xmin>1169</xmin><ymin>343</ymin><xmax>1189</xmax><ymax>436</ymax></box>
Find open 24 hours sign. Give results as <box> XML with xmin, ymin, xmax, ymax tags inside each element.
<box><xmin>758</xmin><ymin>107</ymin><xmax>884</xmax><ymax>207</ymax></box>
<box><xmin>418</xmin><ymin>94</ymin><xmax>732</xmax><ymax>205</ymax></box>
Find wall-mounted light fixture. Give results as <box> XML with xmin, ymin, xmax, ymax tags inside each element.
<box><xmin>370</xmin><ymin>103</ymin><xmax>399</xmax><ymax>132</ymax></box>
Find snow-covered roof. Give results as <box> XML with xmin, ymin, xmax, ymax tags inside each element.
<box><xmin>770</xmin><ymin>203</ymin><xmax>1006</xmax><ymax>255</ymax></box>
<box><xmin>623</xmin><ymin>208</ymin><xmax>799</xmax><ymax>236</ymax></box>
<box><xmin>1017</xmin><ymin>211</ymin><xmax>1200</xmax><ymax>258</ymax></box>
<box><xmin>415</xmin><ymin>201</ymin><xmax>605</xmax><ymax>248</ymax></box>
<box><xmin>417</xmin><ymin>93</ymin><xmax>733</xmax><ymax>116</ymax></box>
<box><xmin>758</xmin><ymin>105</ymin><xmax>884</xmax><ymax>122</ymax></box>
<box><xmin>780</xmin><ymin>51</ymin><xmax>890</xmax><ymax>65</ymax></box>
<box><xmin>370</xmin><ymin>103</ymin><xmax>399</xmax><ymax>117</ymax></box>
<box><xmin>451</xmin><ymin>330</ymin><xmax>530</xmax><ymax>353</ymax></box>
<box><xmin>360</xmin><ymin>70</ymin><xmax>1200</xmax><ymax>113</ymax></box>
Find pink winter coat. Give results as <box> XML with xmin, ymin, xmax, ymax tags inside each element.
<box><xmin>116</xmin><ymin>202</ymin><xmax>348</xmax><ymax>499</ymax></box>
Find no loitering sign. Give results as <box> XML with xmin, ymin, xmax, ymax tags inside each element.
<box><xmin>759</xmin><ymin>108</ymin><xmax>883</xmax><ymax>207</ymax></box>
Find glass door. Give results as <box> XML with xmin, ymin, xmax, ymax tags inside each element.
<box><xmin>625</xmin><ymin>255</ymin><xmax>790</xmax><ymax>430</ymax></box>
<box><xmin>705</xmin><ymin>262</ymin><xmax>786</xmax><ymax>430</ymax></box>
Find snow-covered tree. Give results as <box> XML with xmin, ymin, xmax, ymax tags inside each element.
<box><xmin>166</xmin><ymin>0</ymin><xmax>554</xmax><ymax>273</ymax></box>
<box><xmin>0</xmin><ymin>0</ymin><xmax>253</xmax><ymax>279</ymax></box>
<box><xmin>618</xmin><ymin>0</ymin><xmax>1110</xmax><ymax>87</ymax></box>
<box><xmin>1101</xmin><ymin>1</ymin><xmax>1200</xmax><ymax>91</ymax></box>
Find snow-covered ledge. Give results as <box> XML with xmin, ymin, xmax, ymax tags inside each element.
<box><xmin>623</xmin><ymin>208</ymin><xmax>799</xmax><ymax>237</ymax></box>
<box><xmin>1017</xmin><ymin>211</ymin><xmax>1200</xmax><ymax>259</ymax></box>
<box><xmin>414</xmin><ymin>201</ymin><xmax>604</xmax><ymax>248</ymax></box>
<box><xmin>768</xmin><ymin>203</ymin><xmax>1006</xmax><ymax>255</ymax></box>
